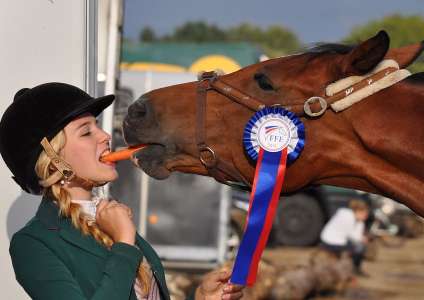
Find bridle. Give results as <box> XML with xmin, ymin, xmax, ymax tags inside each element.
<box><xmin>195</xmin><ymin>64</ymin><xmax>405</xmax><ymax>188</ymax></box>
<box><xmin>196</xmin><ymin>71</ymin><xmax>258</xmax><ymax>189</ymax></box>
<box><xmin>196</xmin><ymin>70</ymin><xmax>296</xmax><ymax>189</ymax></box>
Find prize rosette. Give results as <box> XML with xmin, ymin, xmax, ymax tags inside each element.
<box><xmin>243</xmin><ymin>106</ymin><xmax>305</xmax><ymax>164</ymax></box>
<box><xmin>230</xmin><ymin>106</ymin><xmax>305</xmax><ymax>286</ymax></box>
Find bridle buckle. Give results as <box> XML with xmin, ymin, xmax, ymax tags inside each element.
<box><xmin>198</xmin><ymin>145</ymin><xmax>218</xmax><ymax>168</ymax></box>
<box><xmin>304</xmin><ymin>96</ymin><xmax>328</xmax><ymax>117</ymax></box>
<box><xmin>198</xmin><ymin>71</ymin><xmax>218</xmax><ymax>82</ymax></box>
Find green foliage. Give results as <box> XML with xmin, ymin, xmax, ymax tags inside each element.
<box><xmin>167</xmin><ymin>21</ymin><xmax>227</xmax><ymax>42</ymax></box>
<box><xmin>137</xmin><ymin>15</ymin><xmax>424</xmax><ymax>71</ymax></box>
<box><xmin>139</xmin><ymin>26</ymin><xmax>156</xmax><ymax>42</ymax></box>
<box><xmin>228</xmin><ymin>23</ymin><xmax>301</xmax><ymax>56</ymax></box>
<box><xmin>138</xmin><ymin>21</ymin><xmax>302</xmax><ymax>57</ymax></box>
<box><xmin>227</xmin><ymin>23</ymin><xmax>265</xmax><ymax>44</ymax></box>
<box><xmin>343</xmin><ymin>14</ymin><xmax>424</xmax><ymax>73</ymax></box>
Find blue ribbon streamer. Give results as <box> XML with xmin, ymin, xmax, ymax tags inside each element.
<box><xmin>230</xmin><ymin>150</ymin><xmax>284</xmax><ymax>285</ymax></box>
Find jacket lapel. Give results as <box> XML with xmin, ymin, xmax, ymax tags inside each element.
<box><xmin>37</xmin><ymin>197</ymin><xmax>170</xmax><ymax>299</ymax></box>
<box><xmin>59</xmin><ymin>221</ymin><xmax>109</xmax><ymax>258</ymax></box>
<box><xmin>136</xmin><ymin>235</ymin><xmax>170</xmax><ymax>300</ymax></box>
<box><xmin>37</xmin><ymin>197</ymin><xmax>108</xmax><ymax>258</ymax></box>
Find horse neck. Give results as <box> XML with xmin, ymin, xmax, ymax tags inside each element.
<box><xmin>340</xmin><ymin>76</ymin><xmax>424</xmax><ymax>123</ymax></box>
<box><xmin>399</xmin><ymin>72</ymin><xmax>424</xmax><ymax>96</ymax></box>
<box><xmin>370</xmin><ymin>74</ymin><xmax>424</xmax><ymax>103</ymax></box>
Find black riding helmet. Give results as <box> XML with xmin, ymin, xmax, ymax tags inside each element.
<box><xmin>0</xmin><ymin>82</ymin><xmax>114</xmax><ymax>194</ymax></box>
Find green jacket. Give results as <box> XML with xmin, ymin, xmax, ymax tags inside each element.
<box><xmin>9</xmin><ymin>197</ymin><xmax>171</xmax><ymax>300</ymax></box>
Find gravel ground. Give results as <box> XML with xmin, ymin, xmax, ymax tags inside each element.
<box><xmin>166</xmin><ymin>235</ymin><xmax>424</xmax><ymax>300</ymax></box>
<box><xmin>263</xmin><ymin>236</ymin><xmax>424</xmax><ymax>300</ymax></box>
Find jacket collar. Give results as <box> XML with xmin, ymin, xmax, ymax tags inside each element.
<box><xmin>35</xmin><ymin>195</ymin><xmax>63</xmax><ymax>230</ymax></box>
<box><xmin>36</xmin><ymin>196</ymin><xmax>109</xmax><ymax>258</ymax></box>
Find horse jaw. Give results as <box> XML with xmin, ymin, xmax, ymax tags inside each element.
<box><xmin>131</xmin><ymin>145</ymin><xmax>208</xmax><ymax>179</ymax></box>
<box><xmin>132</xmin><ymin>144</ymin><xmax>171</xmax><ymax>179</ymax></box>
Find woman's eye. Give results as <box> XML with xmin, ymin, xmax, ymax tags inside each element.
<box><xmin>254</xmin><ymin>73</ymin><xmax>275</xmax><ymax>91</ymax></box>
<box><xmin>81</xmin><ymin>131</ymin><xmax>91</xmax><ymax>137</ymax></box>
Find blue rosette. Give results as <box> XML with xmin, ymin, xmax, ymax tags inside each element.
<box><xmin>243</xmin><ymin>106</ymin><xmax>305</xmax><ymax>165</ymax></box>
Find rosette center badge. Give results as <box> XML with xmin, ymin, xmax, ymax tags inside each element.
<box><xmin>257</xmin><ymin>118</ymin><xmax>291</xmax><ymax>152</ymax></box>
<box><xmin>243</xmin><ymin>106</ymin><xmax>305</xmax><ymax>164</ymax></box>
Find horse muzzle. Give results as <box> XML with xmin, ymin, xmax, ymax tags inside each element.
<box><xmin>123</xmin><ymin>96</ymin><xmax>177</xmax><ymax>179</ymax></box>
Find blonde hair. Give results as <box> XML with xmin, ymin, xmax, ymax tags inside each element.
<box><xmin>35</xmin><ymin>130</ymin><xmax>150</xmax><ymax>295</ymax></box>
<box><xmin>349</xmin><ymin>199</ymin><xmax>369</xmax><ymax>212</ymax></box>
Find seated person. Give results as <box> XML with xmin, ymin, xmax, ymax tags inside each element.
<box><xmin>320</xmin><ymin>199</ymin><xmax>370</xmax><ymax>276</ymax></box>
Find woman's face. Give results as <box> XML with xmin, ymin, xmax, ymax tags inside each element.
<box><xmin>355</xmin><ymin>209</ymin><xmax>369</xmax><ymax>222</ymax></box>
<box><xmin>62</xmin><ymin>113</ymin><xmax>118</xmax><ymax>184</ymax></box>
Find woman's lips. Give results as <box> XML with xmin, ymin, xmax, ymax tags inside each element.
<box><xmin>98</xmin><ymin>149</ymin><xmax>116</xmax><ymax>167</ymax></box>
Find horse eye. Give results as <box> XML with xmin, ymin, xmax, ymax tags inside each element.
<box><xmin>254</xmin><ymin>73</ymin><xmax>275</xmax><ymax>91</ymax></box>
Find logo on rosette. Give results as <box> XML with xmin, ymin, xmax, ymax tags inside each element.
<box><xmin>258</xmin><ymin>120</ymin><xmax>291</xmax><ymax>152</ymax></box>
<box><xmin>243</xmin><ymin>106</ymin><xmax>305</xmax><ymax>164</ymax></box>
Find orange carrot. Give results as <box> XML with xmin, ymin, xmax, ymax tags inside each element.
<box><xmin>100</xmin><ymin>145</ymin><xmax>146</xmax><ymax>162</ymax></box>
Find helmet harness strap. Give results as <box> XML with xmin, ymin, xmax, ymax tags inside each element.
<box><xmin>39</xmin><ymin>137</ymin><xmax>106</xmax><ymax>189</ymax></box>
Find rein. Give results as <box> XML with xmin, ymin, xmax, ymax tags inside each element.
<box><xmin>195</xmin><ymin>60</ymin><xmax>410</xmax><ymax>186</ymax></box>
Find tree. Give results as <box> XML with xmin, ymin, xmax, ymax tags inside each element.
<box><xmin>263</xmin><ymin>25</ymin><xmax>301</xmax><ymax>56</ymax></box>
<box><xmin>343</xmin><ymin>14</ymin><xmax>424</xmax><ymax>73</ymax></box>
<box><xmin>137</xmin><ymin>21</ymin><xmax>302</xmax><ymax>57</ymax></box>
<box><xmin>139</xmin><ymin>26</ymin><xmax>156</xmax><ymax>42</ymax></box>
<box><xmin>227</xmin><ymin>23</ymin><xmax>265</xmax><ymax>44</ymax></box>
<box><xmin>228</xmin><ymin>23</ymin><xmax>302</xmax><ymax>57</ymax></box>
<box><xmin>170</xmin><ymin>21</ymin><xmax>227</xmax><ymax>42</ymax></box>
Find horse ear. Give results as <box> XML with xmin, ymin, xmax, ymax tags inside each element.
<box><xmin>384</xmin><ymin>41</ymin><xmax>424</xmax><ymax>68</ymax></box>
<box><xmin>341</xmin><ymin>30</ymin><xmax>390</xmax><ymax>76</ymax></box>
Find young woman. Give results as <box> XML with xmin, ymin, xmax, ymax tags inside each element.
<box><xmin>0</xmin><ymin>82</ymin><xmax>243</xmax><ymax>300</ymax></box>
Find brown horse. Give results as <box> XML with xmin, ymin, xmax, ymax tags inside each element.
<box><xmin>123</xmin><ymin>31</ymin><xmax>424</xmax><ymax>217</ymax></box>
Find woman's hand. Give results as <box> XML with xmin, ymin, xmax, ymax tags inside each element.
<box><xmin>195</xmin><ymin>268</ymin><xmax>244</xmax><ymax>300</ymax></box>
<box><xmin>95</xmin><ymin>199</ymin><xmax>136</xmax><ymax>245</ymax></box>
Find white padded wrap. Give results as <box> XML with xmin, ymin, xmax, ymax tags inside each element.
<box><xmin>326</xmin><ymin>59</ymin><xmax>411</xmax><ymax>112</ymax></box>
<box><xmin>325</xmin><ymin>59</ymin><xmax>401</xmax><ymax>96</ymax></box>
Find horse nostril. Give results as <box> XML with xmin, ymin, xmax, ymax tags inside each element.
<box><xmin>128</xmin><ymin>101</ymin><xmax>147</xmax><ymax>119</ymax></box>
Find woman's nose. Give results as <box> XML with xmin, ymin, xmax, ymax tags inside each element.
<box><xmin>99</xmin><ymin>130</ymin><xmax>112</xmax><ymax>144</ymax></box>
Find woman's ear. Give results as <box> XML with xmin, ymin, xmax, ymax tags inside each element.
<box><xmin>340</xmin><ymin>30</ymin><xmax>390</xmax><ymax>76</ymax></box>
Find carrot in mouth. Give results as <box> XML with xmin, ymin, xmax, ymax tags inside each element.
<box><xmin>100</xmin><ymin>145</ymin><xmax>146</xmax><ymax>162</ymax></box>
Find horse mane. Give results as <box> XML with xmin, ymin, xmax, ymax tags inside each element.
<box><xmin>306</xmin><ymin>43</ymin><xmax>354</xmax><ymax>55</ymax></box>
<box><xmin>404</xmin><ymin>72</ymin><xmax>424</xmax><ymax>85</ymax></box>
<box><xmin>302</xmin><ymin>43</ymin><xmax>355</xmax><ymax>63</ymax></box>
<box><xmin>306</xmin><ymin>43</ymin><xmax>424</xmax><ymax>87</ymax></box>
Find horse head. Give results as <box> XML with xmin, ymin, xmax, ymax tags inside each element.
<box><xmin>123</xmin><ymin>30</ymin><xmax>424</xmax><ymax>190</ymax></box>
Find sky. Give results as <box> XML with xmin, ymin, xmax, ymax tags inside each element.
<box><xmin>123</xmin><ymin>0</ymin><xmax>424</xmax><ymax>44</ymax></box>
